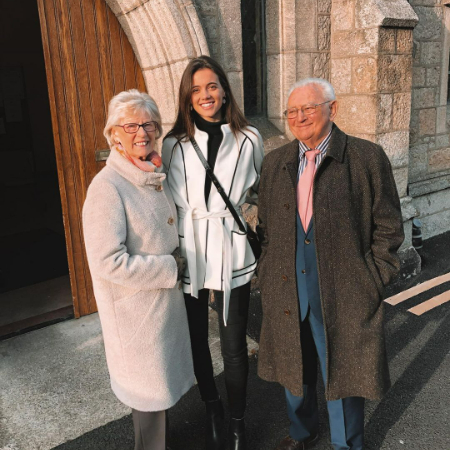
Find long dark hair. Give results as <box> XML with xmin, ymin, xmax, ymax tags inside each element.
<box><xmin>166</xmin><ymin>55</ymin><xmax>249</xmax><ymax>140</ymax></box>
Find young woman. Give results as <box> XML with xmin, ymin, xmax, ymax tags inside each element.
<box><xmin>162</xmin><ymin>56</ymin><xmax>264</xmax><ymax>450</ymax></box>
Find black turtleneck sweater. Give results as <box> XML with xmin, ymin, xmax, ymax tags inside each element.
<box><xmin>194</xmin><ymin>112</ymin><xmax>226</xmax><ymax>202</ymax></box>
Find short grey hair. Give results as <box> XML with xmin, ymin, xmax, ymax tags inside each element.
<box><xmin>287</xmin><ymin>78</ymin><xmax>336</xmax><ymax>102</ymax></box>
<box><xmin>103</xmin><ymin>89</ymin><xmax>162</xmax><ymax>147</ymax></box>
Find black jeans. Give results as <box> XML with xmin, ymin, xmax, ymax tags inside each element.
<box><xmin>184</xmin><ymin>282</ymin><xmax>251</xmax><ymax>418</ymax></box>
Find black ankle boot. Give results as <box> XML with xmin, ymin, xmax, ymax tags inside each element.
<box><xmin>205</xmin><ymin>398</ymin><xmax>225</xmax><ymax>450</ymax></box>
<box><xmin>228</xmin><ymin>418</ymin><xmax>246</xmax><ymax>450</ymax></box>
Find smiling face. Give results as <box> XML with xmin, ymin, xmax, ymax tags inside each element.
<box><xmin>191</xmin><ymin>68</ymin><xmax>225</xmax><ymax>122</ymax></box>
<box><xmin>287</xmin><ymin>84</ymin><xmax>337</xmax><ymax>148</ymax></box>
<box><xmin>112</xmin><ymin>110</ymin><xmax>156</xmax><ymax>160</ymax></box>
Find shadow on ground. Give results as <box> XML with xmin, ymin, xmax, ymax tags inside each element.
<box><xmin>365</xmin><ymin>311</ymin><xmax>450</xmax><ymax>449</ymax></box>
<box><xmin>52</xmin><ymin>357</ymin><xmax>331</xmax><ymax>450</ymax></box>
<box><xmin>53</xmin><ymin>232</ymin><xmax>450</xmax><ymax>450</ymax></box>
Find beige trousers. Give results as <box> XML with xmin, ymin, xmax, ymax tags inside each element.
<box><xmin>132</xmin><ymin>409</ymin><xmax>166</xmax><ymax>450</ymax></box>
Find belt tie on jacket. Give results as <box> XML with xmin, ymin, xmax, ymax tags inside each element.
<box><xmin>178</xmin><ymin>207</ymin><xmax>234</xmax><ymax>326</ymax></box>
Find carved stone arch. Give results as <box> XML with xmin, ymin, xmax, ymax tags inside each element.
<box><xmin>104</xmin><ymin>0</ymin><xmax>209</xmax><ymax>129</ymax></box>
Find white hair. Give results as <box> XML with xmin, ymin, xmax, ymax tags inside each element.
<box><xmin>287</xmin><ymin>78</ymin><xmax>336</xmax><ymax>102</ymax></box>
<box><xmin>103</xmin><ymin>89</ymin><xmax>162</xmax><ymax>147</ymax></box>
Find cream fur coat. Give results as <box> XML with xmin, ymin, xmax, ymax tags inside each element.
<box><xmin>82</xmin><ymin>148</ymin><xmax>194</xmax><ymax>412</ymax></box>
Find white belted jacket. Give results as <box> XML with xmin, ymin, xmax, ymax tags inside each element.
<box><xmin>162</xmin><ymin>125</ymin><xmax>264</xmax><ymax>324</ymax></box>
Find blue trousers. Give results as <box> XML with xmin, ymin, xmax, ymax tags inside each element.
<box><xmin>285</xmin><ymin>312</ymin><xmax>365</xmax><ymax>450</ymax></box>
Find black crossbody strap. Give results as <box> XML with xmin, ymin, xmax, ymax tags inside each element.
<box><xmin>190</xmin><ymin>137</ymin><xmax>247</xmax><ymax>233</ymax></box>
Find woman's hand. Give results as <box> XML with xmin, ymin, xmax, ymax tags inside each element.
<box><xmin>171</xmin><ymin>247</ymin><xmax>186</xmax><ymax>280</ymax></box>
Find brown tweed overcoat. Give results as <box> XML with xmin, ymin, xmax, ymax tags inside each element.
<box><xmin>257</xmin><ymin>125</ymin><xmax>404</xmax><ymax>401</ymax></box>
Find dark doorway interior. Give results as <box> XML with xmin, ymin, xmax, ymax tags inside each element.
<box><xmin>241</xmin><ymin>0</ymin><xmax>267</xmax><ymax>116</ymax></box>
<box><xmin>0</xmin><ymin>0</ymin><xmax>73</xmax><ymax>339</ymax></box>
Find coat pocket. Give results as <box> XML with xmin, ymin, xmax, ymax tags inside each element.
<box><xmin>114</xmin><ymin>290</ymin><xmax>156</xmax><ymax>346</ymax></box>
<box><xmin>231</xmin><ymin>229</ymin><xmax>253</xmax><ymax>272</ymax></box>
<box><xmin>364</xmin><ymin>250</ymin><xmax>384</xmax><ymax>297</ymax></box>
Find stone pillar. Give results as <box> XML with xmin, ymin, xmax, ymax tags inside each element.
<box><xmin>266</xmin><ymin>0</ymin><xmax>332</xmax><ymax>133</ymax></box>
<box><xmin>194</xmin><ymin>0</ymin><xmax>245</xmax><ymax>110</ymax></box>
<box><xmin>331</xmin><ymin>0</ymin><xmax>421</xmax><ymax>276</ymax></box>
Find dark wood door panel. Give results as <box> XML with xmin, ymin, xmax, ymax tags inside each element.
<box><xmin>37</xmin><ymin>0</ymin><xmax>146</xmax><ymax>317</ymax></box>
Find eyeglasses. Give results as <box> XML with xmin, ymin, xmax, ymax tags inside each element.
<box><xmin>115</xmin><ymin>122</ymin><xmax>157</xmax><ymax>133</ymax></box>
<box><xmin>283</xmin><ymin>101</ymin><xmax>332</xmax><ymax>119</ymax></box>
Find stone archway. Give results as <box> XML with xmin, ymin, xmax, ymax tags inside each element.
<box><xmin>105</xmin><ymin>0</ymin><xmax>209</xmax><ymax>131</ymax></box>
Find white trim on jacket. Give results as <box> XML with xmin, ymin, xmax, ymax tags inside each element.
<box><xmin>162</xmin><ymin>124</ymin><xmax>264</xmax><ymax>324</ymax></box>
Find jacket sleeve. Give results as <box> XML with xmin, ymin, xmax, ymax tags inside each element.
<box><xmin>245</xmin><ymin>129</ymin><xmax>265</xmax><ymax>205</ymax></box>
<box><xmin>161</xmin><ymin>137</ymin><xmax>175</xmax><ymax>175</ymax></box>
<box><xmin>369</xmin><ymin>147</ymin><xmax>405</xmax><ymax>286</ymax></box>
<box><xmin>82</xmin><ymin>179</ymin><xmax>178</xmax><ymax>291</ymax></box>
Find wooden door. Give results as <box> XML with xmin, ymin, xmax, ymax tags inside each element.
<box><xmin>37</xmin><ymin>0</ymin><xmax>146</xmax><ymax>317</ymax></box>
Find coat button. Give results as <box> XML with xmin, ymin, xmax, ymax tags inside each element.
<box><xmin>156</xmin><ymin>185</ymin><xmax>163</xmax><ymax>191</ymax></box>
<box><xmin>168</xmin><ymin>217</ymin><xmax>174</xmax><ymax>225</ymax></box>
<box><xmin>281</xmin><ymin>275</ymin><xmax>288</xmax><ymax>281</ymax></box>
<box><xmin>284</xmin><ymin>309</ymin><xmax>290</xmax><ymax>316</ymax></box>
<box><xmin>305</xmin><ymin>239</ymin><xmax>311</xmax><ymax>244</ymax></box>
<box><xmin>284</xmin><ymin>203</ymin><xmax>290</xmax><ymax>209</ymax></box>
<box><xmin>301</xmin><ymin>269</ymin><xmax>306</xmax><ymax>274</ymax></box>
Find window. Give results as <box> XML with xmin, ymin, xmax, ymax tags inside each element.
<box><xmin>241</xmin><ymin>0</ymin><xmax>267</xmax><ymax>116</ymax></box>
<box><xmin>448</xmin><ymin>51</ymin><xmax>450</xmax><ymax>103</ymax></box>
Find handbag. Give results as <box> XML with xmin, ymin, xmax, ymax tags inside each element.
<box><xmin>190</xmin><ymin>137</ymin><xmax>262</xmax><ymax>260</ymax></box>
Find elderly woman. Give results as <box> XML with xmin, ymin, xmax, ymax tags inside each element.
<box><xmin>82</xmin><ymin>89</ymin><xmax>194</xmax><ymax>450</ymax></box>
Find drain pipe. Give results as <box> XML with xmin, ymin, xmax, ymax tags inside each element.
<box><xmin>412</xmin><ymin>218</ymin><xmax>423</xmax><ymax>250</ymax></box>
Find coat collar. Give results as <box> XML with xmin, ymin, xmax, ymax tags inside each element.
<box><xmin>326</xmin><ymin>124</ymin><xmax>347</xmax><ymax>163</ymax></box>
<box><xmin>195</xmin><ymin>123</ymin><xmax>233</xmax><ymax>137</ymax></box>
<box><xmin>106</xmin><ymin>147</ymin><xmax>166</xmax><ymax>187</ymax></box>
<box><xmin>283</xmin><ymin>124</ymin><xmax>347</xmax><ymax>167</ymax></box>
<box><xmin>283</xmin><ymin>140</ymin><xmax>301</xmax><ymax>187</ymax></box>
<box><xmin>283</xmin><ymin>124</ymin><xmax>347</xmax><ymax>186</ymax></box>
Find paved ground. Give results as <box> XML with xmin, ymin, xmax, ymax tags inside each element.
<box><xmin>1</xmin><ymin>232</ymin><xmax>450</xmax><ymax>450</ymax></box>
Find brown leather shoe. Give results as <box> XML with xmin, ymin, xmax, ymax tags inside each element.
<box><xmin>275</xmin><ymin>433</ymin><xmax>318</xmax><ymax>450</ymax></box>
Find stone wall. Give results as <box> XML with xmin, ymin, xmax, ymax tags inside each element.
<box><xmin>266</xmin><ymin>0</ymin><xmax>332</xmax><ymax>133</ymax></box>
<box><xmin>105</xmin><ymin>0</ymin><xmax>450</xmax><ymax>250</ymax></box>
<box><xmin>331</xmin><ymin>0</ymin><xmax>418</xmax><ymax>251</ymax></box>
<box><xmin>104</xmin><ymin>0</ymin><xmax>208</xmax><ymax>136</ymax></box>
<box><xmin>193</xmin><ymin>0</ymin><xmax>245</xmax><ymax>109</ymax></box>
<box><xmin>408</xmin><ymin>1</ymin><xmax>450</xmax><ymax>239</ymax></box>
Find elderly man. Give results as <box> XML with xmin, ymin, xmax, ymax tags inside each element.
<box><xmin>257</xmin><ymin>78</ymin><xmax>404</xmax><ymax>450</ymax></box>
